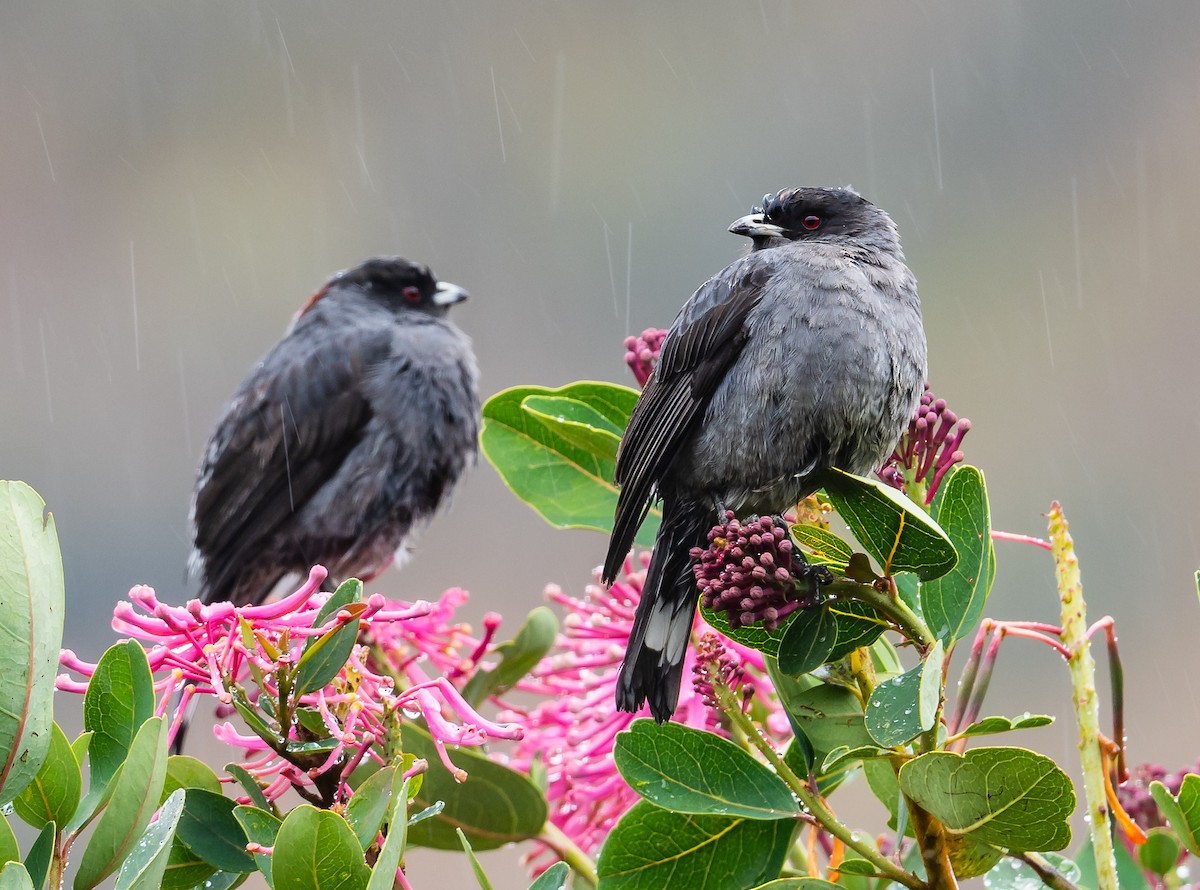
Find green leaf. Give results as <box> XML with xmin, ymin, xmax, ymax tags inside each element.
<box><xmin>175</xmin><ymin>789</ymin><xmax>254</xmax><ymax>874</ymax></box>
<box><xmin>456</xmin><ymin>828</ymin><xmax>494</xmax><ymax>890</ymax></box>
<box><xmin>0</xmin><ymin>482</ymin><xmax>65</xmax><ymax>806</ymax></box>
<box><xmin>0</xmin><ymin>863</ymin><xmax>34</xmax><ymax>890</ymax></box>
<box><xmin>404</xmin><ymin>721</ymin><xmax>547</xmax><ymax>851</ymax></box>
<box><xmin>955</xmin><ymin>713</ymin><xmax>1053</xmax><ymax>739</ymax></box>
<box><xmin>819</xmin><ymin>745</ymin><xmax>893</xmax><ymax>774</ymax></box>
<box><xmin>365</xmin><ymin>774</ymin><xmax>410</xmax><ymax>890</ymax></box>
<box><xmin>1150</xmin><ymin>774</ymin><xmax>1200</xmax><ymax>856</ymax></box>
<box><xmin>521</xmin><ymin>395</ymin><xmax>624</xmax><ymax>461</ymax></box>
<box><xmin>865</xmin><ymin>640</ymin><xmax>943</xmax><ymax>747</ymax></box>
<box><xmin>293</xmin><ymin>586</ymin><xmax>365</xmax><ymax>698</ymax></box>
<box><xmin>920</xmin><ymin>467</ymin><xmax>994</xmax><ymax>642</ymax></box>
<box><xmin>597</xmin><ymin>800</ymin><xmax>792</xmax><ymax>889</ymax></box>
<box><xmin>114</xmin><ymin>789</ymin><xmax>185</xmax><ymax>890</ymax></box>
<box><xmin>825</xmin><ymin>600</ymin><xmax>888</xmax><ymax>661</ymax></box>
<box><xmin>821</xmin><ymin>469</ymin><xmax>957</xmax><ymax>581</ymax></box>
<box><xmin>751</xmin><ymin>881</ymin><xmax>841</xmax><ymax>890</ymax></box>
<box><xmin>272</xmin><ymin>806</ymin><xmax>370</xmax><ymax>890</ymax></box>
<box><xmin>158</xmin><ymin>841</ymin><xmax>216</xmax><ymax>890</ymax></box>
<box><xmin>790</xmin><ymin>526</ymin><xmax>854</xmax><ymax>571</ymax></box>
<box><xmin>614</xmin><ymin>720</ymin><xmax>799</xmax><ymax>819</ymax></box>
<box><xmin>527</xmin><ymin>862</ymin><xmax>570</xmax><ymax>890</ymax></box>
<box><xmin>1139</xmin><ymin>827</ymin><xmax>1182</xmax><ymax>876</ymax></box>
<box><xmin>232</xmin><ymin>806</ymin><xmax>282</xmax><ymax>887</ymax></box>
<box><xmin>774</xmin><ymin>679</ymin><xmax>872</xmax><ymax>752</ymax></box>
<box><xmin>74</xmin><ymin>715</ymin><xmax>169</xmax><ymax>890</ymax></box>
<box><xmin>13</xmin><ymin>721</ymin><xmax>82</xmax><ymax>829</ymax></box>
<box><xmin>82</xmin><ymin>641</ymin><xmax>156</xmax><ymax>793</ymax></box>
<box><xmin>313</xmin><ymin>578</ymin><xmax>364</xmax><ymax>626</ymax></box>
<box><xmin>0</xmin><ymin>817</ymin><xmax>18</xmax><ymax>866</ymax></box>
<box><xmin>898</xmin><ymin>747</ymin><xmax>1074</xmax><ymax>851</ymax></box>
<box><xmin>480</xmin><ymin>382</ymin><xmax>657</xmax><ymax>545</ymax></box>
<box><xmin>345</xmin><ymin>766</ymin><xmax>393</xmax><ymax>850</ymax></box>
<box><xmin>777</xmin><ymin>605</ymin><xmax>836</xmax><ymax>675</ymax></box>
<box><xmin>463</xmin><ymin>606</ymin><xmax>558</xmax><ymax>708</ymax></box>
<box><xmin>162</xmin><ymin>755</ymin><xmax>222</xmax><ymax>805</ymax></box>
<box><xmin>23</xmin><ymin>822</ymin><xmax>54</xmax><ymax>889</ymax></box>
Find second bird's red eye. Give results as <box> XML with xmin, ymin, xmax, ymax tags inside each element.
<box><xmin>403</xmin><ymin>286</ymin><xmax>421</xmax><ymax>303</ymax></box>
<box><xmin>802</xmin><ymin>215</ymin><xmax>821</xmax><ymax>230</ymax></box>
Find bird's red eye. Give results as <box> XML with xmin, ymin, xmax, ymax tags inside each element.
<box><xmin>802</xmin><ymin>215</ymin><xmax>821</xmax><ymax>230</ymax></box>
<box><xmin>403</xmin><ymin>286</ymin><xmax>421</xmax><ymax>303</ymax></box>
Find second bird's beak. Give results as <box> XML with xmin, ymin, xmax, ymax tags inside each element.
<box><xmin>728</xmin><ymin>213</ymin><xmax>786</xmax><ymax>239</ymax></box>
<box><xmin>434</xmin><ymin>281</ymin><xmax>470</xmax><ymax>306</ymax></box>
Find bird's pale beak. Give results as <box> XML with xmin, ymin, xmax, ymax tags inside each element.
<box><xmin>728</xmin><ymin>213</ymin><xmax>786</xmax><ymax>239</ymax></box>
<box><xmin>434</xmin><ymin>281</ymin><xmax>470</xmax><ymax>306</ymax></box>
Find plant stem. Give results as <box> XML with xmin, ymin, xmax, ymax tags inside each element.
<box><xmin>904</xmin><ymin>795</ymin><xmax>958</xmax><ymax>890</ymax></box>
<box><xmin>829</xmin><ymin>579</ymin><xmax>935</xmax><ymax>652</ymax></box>
<box><xmin>1014</xmin><ymin>852</ymin><xmax>1085</xmax><ymax>890</ymax></box>
<box><xmin>721</xmin><ymin>690</ymin><xmax>926</xmax><ymax>890</ymax></box>
<box><xmin>540</xmin><ymin>821</ymin><xmax>598</xmax><ymax>888</ymax></box>
<box><xmin>1047</xmin><ymin>502</ymin><xmax>1117</xmax><ymax>890</ymax></box>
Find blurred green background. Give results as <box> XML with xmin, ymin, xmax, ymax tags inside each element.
<box><xmin>4</xmin><ymin>2</ymin><xmax>1199</xmax><ymax>885</ymax></box>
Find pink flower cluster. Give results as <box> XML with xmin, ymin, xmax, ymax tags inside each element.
<box><xmin>878</xmin><ymin>386</ymin><xmax>971</xmax><ymax>504</ymax></box>
<box><xmin>623</xmin><ymin>327</ymin><xmax>667</xmax><ymax>387</ymax></box>
<box><xmin>57</xmin><ymin>566</ymin><xmax>520</xmax><ymax>803</ymax></box>
<box><xmin>495</xmin><ymin>554</ymin><xmax>791</xmax><ymax>867</ymax></box>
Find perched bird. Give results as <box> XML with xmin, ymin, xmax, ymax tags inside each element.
<box><xmin>603</xmin><ymin>187</ymin><xmax>928</xmax><ymax>720</ymax></box>
<box><xmin>189</xmin><ymin>256</ymin><xmax>479</xmax><ymax>606</ymax></box>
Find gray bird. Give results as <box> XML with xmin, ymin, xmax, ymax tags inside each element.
<box><xmin>189</xmin><ymin>256</ymin><xmax>479</xmax><ymax>606</ymax></box>
<box><xmin>602</xmin><ymin>187</ymin><xmax>927</xmax><ymax>720</ymax></box>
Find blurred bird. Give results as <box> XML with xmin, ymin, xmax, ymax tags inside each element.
<box><xmin>603</xmin><ymin>187</ymin><xmax>928</xmax><ymax>720</ymax></box>
<box><xmin>189</xmin><ymin>256</ymin><xmax>479</xmax><ymax>606</ymax></box>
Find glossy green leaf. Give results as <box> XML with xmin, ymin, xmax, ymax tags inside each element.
<box><xmin>774</xmin><ymin>679</ymin><xmax>872</xmax><ymax>751</ymax></box>
<box><xmin>13</xmin><ymin>721</ymin><xmax>81</xmax><ymax>829</ymax></box>
<box><xmin>158</xmin><ymin>841</ymin><xmax>216</xmax><ymax>890</ymax></box>
<box><xmin>1150</xmin><ymin>774</ymin><xmax>1200</xmax><ymax>856</ymax></box>
<box><xmin>522</xmin><ymin>395</ymin><xmax>623</xmax><ymax>461</ymax></box>
<box><xmin>293</xmin><ymin>601</ymin><xmax>366</xmax><ymax>698</ymax></box>
<box><xmin>825</xmin><ymin>599</ymin><xmax>888</xmax><ymax>661</ymax></box>
<box><xmin>0</xmin><ymin>483</ymin><xmax>65</xmax><ymax>806</ymax></box>
<box><xmin>920</xmin><ymin>466</ymin><xmax>994</xmax><ymax>642</ymax></box>
<box><xmin>225</xmin><ymin>764</ymin><xmax>273</xmax><ymax>813</ymax></box>
<box><xmin>0</xmin><ymin>817</ymin><xmax>18</xmax><ymax>867</ymax></box>
<box><xmin>345</xmin><ymin>766</ymin><xmax>393</xmax><ymax>850</ymax></box>
<box><xmin>456</xmin><ymin>828</ymin><xmax>494</xmax><ymax>890</ymax></box>
<box><xmin>23</xmin><ymin>822</ymin><xmax>54</xmax><ymax>889</ymax></box>
<box><xmin>819</xmin><ymin>745</ymin><xmax>893</xmax><ymax>773</ymax></box>
<box><xmin>75</xmin><ymin>716</ymin><xmax>169</xmax><ymax>890</ymax></box>
<box><xmin>161</xmin><ymin>755</ymin><xmax>222</xmax><ymax>805</ymax></box>
<box><xmin>865</xmin><ymin>640</ymin><xmax>943</xmax><ymax>747</ymax></box>
<box><xmin>232</xmin><ymin>806</ymin><xmax>281</xmax><ymax>887</ymax></box>
<box><xmin>955</xmin><ymin>713</ymin><xmax>1053</xmax><ymax>739</ymax></box>
<box><xmin>614</xmin><ymin>720</ymin><xmax>799</xmax><ymax>819</ymax></box>
<box><xmin>480</xmin><ymin>382</ymin><xmax>658</xmax><ymax>545</ymax></box>
<box><xmin>114</xmin><ymin>789</ymin><xmax>185</xmax><ymax>890</ymax></box>
<box><xmin>272</xmin><ymin>806</ymin><xmax>370</xmax><ymax>890</ymax></box>
<box><xmin>1139</xmin><ymin>827</ymin><xmax>1181</xmax><ymax>876</ymax></box>
<box><xmin>463</xmin><ymin>606</ymin><xmax>558</xmax><ymax>708</ymax></box>
<box><xmin>0</xmin><ymin>862</ymin><xmax>34</xmax><ymax>890</ymax></box>
<box><xmin>364</xmin><ymin>774</ymin><xmax>410</xmax><ymax>890</ymax></box>
<box><xmin>777</xmin><ymin>604</ymin><xmax>836</xmax><ymax>675</ymax></box>
<box><xmin>898</xmin><ymin>747</ymin><xmax>1074</xmax><ymax>851</ymax></box>
<box><xmin>405</xmin><ymin>721</ymin><xmax>547</xmax><ymax>851</ymax></box>
<box><xmin>175</xmin><ymin>789</ymin><xmax>254</xmax><ymax>873</ymax></box>
<box><xmin>790</xmin><ymin>525</ymin><xmax>854</xmax><ymax>571</ymax></box>
<box><xmin>527</xmin><ymin>862</ymin><xmax>570</xmax><ymax>890</ymax></box>
<box><xmin>821</xmin><ymin>469</ymin><xmax>957</xmax><ymax>581</ymax></box>
<box><xmin>313</xmin><ymin>578</ymin><xmax>364</xmax><ymax>626</ymax></box>
<box><xmin>597</xmin><ymin>800</ymin><xmax>792</xmax><ymax>889</ymax></box>
<box><xmin>82</xmin><ymin>641</ymin><xmax>156</xmax><ymax>793</ymax></box>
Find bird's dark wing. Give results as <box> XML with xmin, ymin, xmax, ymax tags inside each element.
<box><xmin>603</xmin><ymin>256</ymin><xmax>774</xmax><ymax>582</ymax></box>
<box><xmin>191</xmin><ymin>319</ymin><xmax>390</xmax><ymax>600</ymax></box>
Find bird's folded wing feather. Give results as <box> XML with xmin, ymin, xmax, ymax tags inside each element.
<box><xmin>603</xmin><ymin>255</ymin><xmax>773</xmax><ymax>582</ymax></box>
<box><xmin>191</xmin><ymin>322</ymin><xmax>391</xmax><ymax>572</ymax></box>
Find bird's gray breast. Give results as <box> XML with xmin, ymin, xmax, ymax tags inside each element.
<box><xmin>674</xmin><ymin>250</ymin><xmax>925</xmax><ymax>513</ymax></box>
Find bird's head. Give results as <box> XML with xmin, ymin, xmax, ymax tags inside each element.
<box><xmin>729</xmin><ymin>187</ymin><xmax>899</xmax><ymax>252</ymax></box>
<box><xmin>300</xmin><ymin>256</ymin><xmax>469</xmax><ymax>319</ymax></box>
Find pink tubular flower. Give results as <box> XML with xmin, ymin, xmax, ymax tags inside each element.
<box><xmin>496</xmin><ymin>554</ymin><xmax>790</xmax><ymax>869</ymax></box>
<box><xmin>57</xmin><ymin>566</ymin><xmax>521</xmax><ymax>805</ymax></box>
<box><xmin>623</xmin><ymin>327</ymin><xmax>667</xmax><ymax>387</ymax></box>
<box><xmin>878</xmin><ymin>385</ymin><xmax>971</xmax><ymax>504</ymax></box>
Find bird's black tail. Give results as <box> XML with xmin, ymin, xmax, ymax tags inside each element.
<box><xmin>616</xmin><ymin>500</ymin><xmax>711</xmax><ymax>721</ymax></box>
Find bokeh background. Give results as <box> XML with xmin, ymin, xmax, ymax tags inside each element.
<box><xmin>4</xmin><ymin>2</ymin><xmax>1200</xmax><ymax>885</ymax></box>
